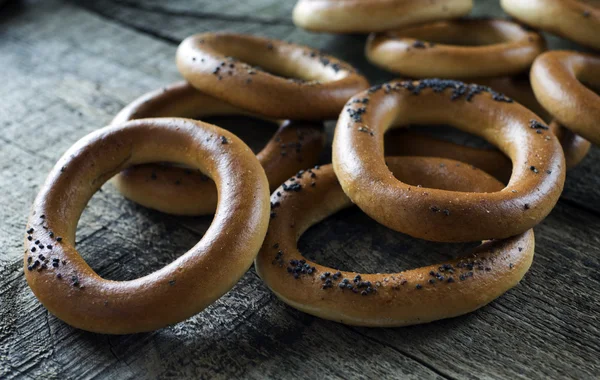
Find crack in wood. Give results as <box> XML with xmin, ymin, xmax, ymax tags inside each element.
<box><xmin>72</xmin><ymin>1</ymin><xmax>180</xmax><ymax>45</ymax></box>
<box><xmin>345</xmin><ymin>325</ymin><xmax>457</xmax><ymax>380</ymax></box>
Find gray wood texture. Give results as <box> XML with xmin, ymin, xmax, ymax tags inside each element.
<box><xmin>0</xmin><ymin>0</ymin><xmax>598</xmax><ymax>379</ymax></box>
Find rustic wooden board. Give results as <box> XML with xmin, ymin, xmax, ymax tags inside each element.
<box><xmin>0</xmin><ymin>0</ymin><xmax>599</xmax><ymax>379</ymax></box>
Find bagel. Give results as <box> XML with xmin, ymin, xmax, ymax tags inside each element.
<box><xmin>501</xmin><ymin>0</ymin><xmax>600</xmax><ymax>50</ymax></box>
<box><xmin>366</xmin><ymin>19</ymin><xmax>546</xmax><ymax>78</ymax></box>
<box><xmin>333</xmin><ymin>79</ymin><xmax>565</xmax><ymax>242</ymax></box>
<box><xmin>23</xmin><ymin>118</ymin><xmax>270</xmax><ymax>334</ymax></box>
<box><xmin>292</xmin><ymin>0</ymin><xmax>473</xmax><ymax>33</ymax></box>
<box><xmin>530</xmin><ymin>50</ymin><xmax>600</xmax><ymax>147</ymax></box>
<box><xmin>256</xmin><ymin>158</ymin><xmax>534</xmax><ymax>327</ymax></box>
<box><xmin>111</xmin><ymin>82</ymin><xmax>325</xmax><ymax>215</ymax></box>
<box><xmin>176</xmin><ymin>32</ymin><xmax>369</xmax><ymax>120</ymax></box>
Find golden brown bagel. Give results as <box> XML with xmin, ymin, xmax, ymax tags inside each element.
<box><xmin>256</xmin><ymin>158</ymin><xmax>534</xmax><ymax>327</ymax></box>
<box><xmin>292</xmin><ymin>0</ymin><xmax>473</xmax><ymax>33</ymax></box>
<box><xmin>111</xmin><ymin>82</ymin><xmax>325</xmax><ymax>215</ymax></box>
<box><xmin>333</xmin><ymin>79</ymin><xmax>565</xmax><ymax>242</ymax></box>
<box><xmin>176</xmin><ymin>33</ymin><xmax>369</xmax><ymax>120</ymax></box>
<box><xmin>501</xmin><ymin>0</ymin><xmax>600</xmax><ymax>50</ymax></box>
<box><xmin>531</xmin><ymin>50</ymin><xmax>600</xmax><ymax>147</ymax></box>
<box><xmin>24</xmin><ymin>118</ymin><xmax>270</xmax><ymax>334</ymax></box>
<box><xmin>366</xmin><ymin>19</ymin><xmax>546</xmax><ymax>78</ymax></box>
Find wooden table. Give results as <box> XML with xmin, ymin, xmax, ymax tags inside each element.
<box><xmin>1</xmin><ymin>0</ymin><xmax>598</xmax><ymax>378</ymax></box>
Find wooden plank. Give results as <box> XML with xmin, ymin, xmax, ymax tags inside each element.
<box><xmin>0</xmin><ymin>0</ymin><xmax>598</xmax><ymax>379</ymax></box>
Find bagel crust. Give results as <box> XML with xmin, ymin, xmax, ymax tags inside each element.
<box><xmin>474</xmin><ymin>75</ymin><xmax>591</xmax><ymax>169</ymax></box>
<box><xmin>24</xmin><ymin>118</ymin><xmax>270</xmax><ymax>334</ymax></box>
<box><xmin>176</xmin><ymin>33</ymin><xmax>369</xmax><ymax>120</ymax></box>
<box><xmin>531</xmin><ymin>50</ymin><xmax>600</xmax><ymax>147</ymax></box>
<box><xmin>256</xmin><ymin>158</ymin><xmax>534</xmax><ymax>327</ymax></box>
<box><xmin>111</xmin><ymin>82</ymin><xmax>325</xmax><ymax>215</ymax></box>
<box><xmin>293</xmin><ymin>0</ymin><xmax>473</xmax><ymax>33</ymax></box>
<box><xmin>333</xmin><ymin>79</ymin><xmax>565</xmax><ymax>242</ymax></box>
<box><xmin>501</xmin><ymin>0</ymin><xmax>600</xmax><ymax>50</ymax></box>
<box><xmin>366</xmin><ymin>19</ymin><xmax>546</xmax><ymax>79</ymax></box>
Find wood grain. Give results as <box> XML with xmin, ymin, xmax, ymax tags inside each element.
<box><xmin>0</xmin><ymin>0</ymin><xmax>598</xmax><ymax>379</ymax></box>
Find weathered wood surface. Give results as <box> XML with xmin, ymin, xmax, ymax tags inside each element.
<box><xmin>0</xmin><ymin>0</ymin><xmax>598</xmax><ymax>379</ymax></box>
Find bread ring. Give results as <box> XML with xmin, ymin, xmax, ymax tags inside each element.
<box><xmin>256</xmin><ymin>158</ymin><xmax>534</xmax><ymax>327</ymax></box>
<box><xmin>111</xmin><ymin>82</ymin><xmax>325</xmax><ymax>215</ymax></box>
<box><xmin>292</xmin><ymin>0</ymin><xmax>473</xmax><ymax>34</ymax></box>
<box><xmin>23</xmin><ymin>118</ymin><xmax>270</xmax><ymax>334</ymax></box>
<box><xmin>501</xmin><ymin>0</ymin><xmax>600</xmax><ymax>50</ymax></box>
<box><xmin>176</xmin><ymin>33</ymin><xmax>369</xmax><ymax>120</ymax></box>
<box><xmin>530</xmin><ymin>50</ymin><xmax>600</xmax><ymax>147</ymax></box>
<box><xmin>333</xmin><ymin>79</ymin><xmax>565</xmax><ymax>242</ymax></box>
<box><xmin>366</xmin><ymin>19</ymin><xmax>546</xmax><ymax>79</ymax></box>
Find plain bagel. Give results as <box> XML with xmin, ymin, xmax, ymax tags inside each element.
<box><xmin>24</xmin><ymin>118</ymin><xmax>270</xmax><ymax>334</ymax></box>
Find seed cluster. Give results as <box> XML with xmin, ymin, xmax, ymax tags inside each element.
<box><xmin>196</xmin><ymin>38</ymin><xmax>358</xmax><ymax>87</ymax></box>
<box><xmin>25</xmin><ymin>214</ymin><xmax>79</xmax><ymax>288</ymax></box>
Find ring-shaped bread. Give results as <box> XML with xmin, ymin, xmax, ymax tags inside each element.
<box><xmin>292</xmin><ymin>0</ymin><xmax>473</xmax><ymax>33</ymax></box>
<box><xmin>111</xmin><ymin>82</ymin><xmax>325</xmax><ymax>215</ymax></box>
<box><xmin>24</xmin><ymin>118</ymin><xmax>270</xmax><ymax>334</ymax></box>
<box><xmin>176</xmin><ymin>32</ymin><xmax>369</xmax><ymax>120</ymax></box>
<box><xmin>501</xmin><ymin>0</ymin><xmax>600</xmax><ymax>51</ymax></box>
<box><xmin>530</xmin><ymin>50</ymin><xmax>600</xmax><ymax>147</ymax></box>
<box><xmin>366</xmin><ymin>19</ymin><xmax>546</xmax><ymax>78</ymax></box>
<box><xmin>256</xmin><ymin>158</ymin><xmax>534</xmax><ymax>327</ymax></box>
<box><xmin>332</xmin><ymin>79</ymin><xmax>565</xmax><ymax>242</ymax></box>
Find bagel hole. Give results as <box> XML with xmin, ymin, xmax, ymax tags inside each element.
<box><xmin>298</xmin><ymin>206</ymin><xmax>480</xmax><ymax>273</ymax></box>
<box><xmin>76</xmin><ymin>116</ymin><xmax>284</xmax><ymax>280</ymax></box>
<box><xmin>214</xmin><ymin>43</ymin><xmax>337</xmax><ymax>82</ymax></box>
<box><xmin>77</xmin><ymin>187</ymin><xmax>213</xmax><ymax>281</ymax></box>
<box><xmin>385</xmin><ymin>125</ymin><xmax>497</xmax><ymax>150</ymax></box>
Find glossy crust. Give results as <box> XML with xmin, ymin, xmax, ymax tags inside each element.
<box><xmin>256</xmin><ymin>158</ymin><xmax>534</xmax><ymax>327</ymax></box>
<box><xmin>23</xmin><ymin>118</ymin><xmax>270</xmax><ymax>334</ymax></box>
<box><xmin>292</xmin><ymin>0</ymin><xmax>473</xmax><ymax>33</ymax></box>
<box><xmin>176</xmin><ymin>33</ymin><xmax>369</xmax><ymax>120</ymax></box>
<box><xmin>366</xmin><ymin>19</ymin><xmax>546</xmax><ymax>78</ymax></box>
<box><xmin>332</xmin><ymin>80</ymin><xmax>565</xmax><ymax>242</ymax></box>
<box><xmin>111</xmin><ymin>82</ymin><xmax>325</xmax><ymax>215</ymax></box>
<box><xmin>475</xmin><ymin>75</ymin><xmax>591</xmax><ymax>169</ymax></box>
<box><xmin>501</xmin><ymin>0</ymin><xmax>600</xmax><ymax>50</ymax></box>
<box><xmin>530</xmin><ymin>50</ymin><xmax>600</xmax><ymax>147</ymax></box>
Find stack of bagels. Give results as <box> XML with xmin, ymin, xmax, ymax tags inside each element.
<box><xmin>24</xmin><ymin>0</ymin><xmax>599</xmax><ymax>334</ymax></box>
